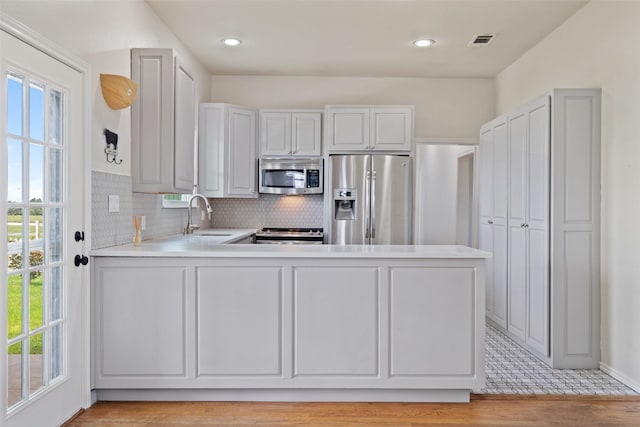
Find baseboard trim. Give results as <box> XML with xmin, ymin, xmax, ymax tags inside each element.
<box><xmin>599</xmin><ymin>362</ymin><xmax>640</xmax><ymax>393</ymax></box>
<box><xmin>95</xmin><ymin>388</ymin><xmax>471</xmax><ymax>403</ymax></box>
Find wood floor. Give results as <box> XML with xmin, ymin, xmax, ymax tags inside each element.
<box><xmin>64</xmin><ymin>395</ymin><xmax>640</xmax><ymax>426</ymax></box>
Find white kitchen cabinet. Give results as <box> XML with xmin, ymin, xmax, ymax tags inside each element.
<box><xmin>93</xmin><ymin>265</ymin><xmax>189</xmax><ymax>384</ymax></box>
<box><xmin>294</xmin><ymin>268</ymin><xmax>379</xmax><ymax>376</ymax></box>
<box><xmin>199</xmin><ymin>103</ymin><xmax>258</xmax><ymax>198</ymax></box>
<box><xmin>197</xmin><ymin>267</ymin><xmax>283</xmax><ymax>376</ymax></box>
<box><xmin>325</xmin><ymin>106</ymin><xmax>414</xmax><ymax>152</ymax></box>
<box><xmin>481</xmin><ymin>88</ymin><xmax>601</xmax><ymax>368</ymax></box>
<box><xmin>131</xmin><ymin>48</ymin><xmax>196</xmax><ymax>193</ymax></box>
<box><xmin>91</xmin><ymin>252</ymin><xmax>486</xmax><ymax>401</ymax></box>
<box><xmin>478</xmin><ymin>117</ymin><xmax>508</xmax><ymax>329</ymax></box>
<box><xmin>260</xmin><ymin>110</ymin><xmax>322</xmax><ymax>157</ymax></box>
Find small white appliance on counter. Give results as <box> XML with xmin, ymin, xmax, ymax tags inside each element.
<box><xmin>259</xmin><ymin>158</ymin><xmax>323</xmax><ymax>195</ymax></box>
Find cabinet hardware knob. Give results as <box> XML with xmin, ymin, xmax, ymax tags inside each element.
<box><xmin>488</xmin><ymin>220</ymin><xmax>493</xmax><ymax>224</ymax></box>
<box><xmin>74</xmin><ymin>254</ymin><xmax>89</xmax><ymax>267</ymax></box>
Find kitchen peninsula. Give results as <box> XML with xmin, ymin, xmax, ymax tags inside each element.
<box><xmin>90</xmin><ymin>235</ymin><xmax>489</xmax><ymax>403</ymax></box>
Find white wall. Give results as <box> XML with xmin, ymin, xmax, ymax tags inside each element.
<box><xmin>212</xmin><ymin>75</ymin><xmax>495</xmax><ymax>139</ymax></box>
<box><xmin>496</xmin><ymin>1</ymin><xmax>640</xmax><ymax>391</ymax></box>
<box><xmin>1</xmin><ymin>0</ymin><xmax>212</xmax><ymax>175</ymax></box>
<box><xmin>415</xmin><ymin>144</ymin><xmax>474</xmax><ymax>244</ymax></box>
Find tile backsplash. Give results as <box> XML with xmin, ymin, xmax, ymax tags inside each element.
<box><xmin>92</xmin><ymin>171</ymin><xmax>324</xmax><ymax>249</ymax></box>
<box><xmin>209</xmin><ymin>194</ymin><xmax>324</xmax><ymax>229</ymax></box>
<box><xmin>91</xmin><ymin>171</ymin><xmax>187</xmax><ymax>249</ymax></box>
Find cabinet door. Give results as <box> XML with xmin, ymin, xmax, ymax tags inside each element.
<box><xmin>370</xmin><ymin>107</ymin><xmax>413</xmax><ymax>151</ymax></box>
<box><xmin>197</xmin><ymin>267</ymin><xmax>283</xmax><ymax>376</ymax></box>
<box><xmin>492</xmin><ymin>120</ymin><xmax>508</xmax><ymax>328</ymax></box>
<box><xmin>228</xmin><ymin>107</ymin><xmax>257</xmax><ymax>197</ymax></box>
<box><xmin>293</xmin><ymin>267</ymin><xmax>379</xmax><ymax>376</ymax></box>
<box><xmin>260</xmin><ymin>112</ymin><xmax>291</xmax><ymax>156</ymax></box>
<box><xmin>507</xmin><ymin>111</ymin><xmax>527</xmax><ymax>340</ymax></box>
<box><xmin>95</xmin><ymin>266</ymin><xmax>188</xmax><ymax>382</ymax></box>
<box><xmin>390</xmin><ymin>267</ymin><xmax>476</xmax><ymax>376</ymax></box>
<box><xmin>292</xmin><ymin>112</ymin><xmax>322</xmax><ymax>156</ymax></box>
<box><xmin>131</xmin><ymin>48</ymin><xmax>174</xmax><ymax>193</ymax></box>
<box><xmin>525</xmin><ymin>98</ymin><xmax>550</xmax><ymax>356</ymax></box>
<box><xmin>478</xmin><ymin>126</ymin><xmax>494</xmax><ymax>320</ymax></box>
<box><xmin>326</xmin><ymin>108</ymin><xmax>370</xmax><ymax>151</ymax></box>
<box><xmin>173</xmin><ymin>57</ymin><xmax>196</xmax><ymax>192</ymax></box>
<box><xmin>198</xmin><ymin>103</ymin><xmax>225</xmax><ymax>197</ymax></box>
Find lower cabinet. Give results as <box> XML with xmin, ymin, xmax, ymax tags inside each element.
<box><xmin>92</xmin><ymin>256</ymin><xmax>485</xmax><ymax>398</ymax></box>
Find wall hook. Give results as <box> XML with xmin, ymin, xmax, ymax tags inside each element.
<box><xmin>104</xmin><ymin>128</ymin><xmax>123</xmax><ymax>165</ymax></box>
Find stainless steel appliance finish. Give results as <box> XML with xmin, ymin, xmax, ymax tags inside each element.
<box><xmin>259</xmin><ymin>158</ymin><xmax>323</xmax><ymax>195</ymax></box>
<box><xmin>329</xmin><ymin>155</ymin><xmax>412</xmax><ymax>245</ymax></box>
<box><xmin>255</xmin><ymin>227</ymin><xmax>324</xmax><ymax>244</ymax></box>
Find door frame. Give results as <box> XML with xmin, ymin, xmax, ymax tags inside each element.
<box><xmin>0</xmin><ymin>13</ymin><xmax>93</xmax><ymax>411</ymax></box>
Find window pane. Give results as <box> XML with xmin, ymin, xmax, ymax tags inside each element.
<box><xmin>8</xmin><ymin>341</ymin><xmax>23</xmax><ymax>407</ymax></box>
<box><xmin>50</xmin><ymin>323</ymin><xmax>62</xmax><ymax>381</ymax></box>
<box><xmin>29</xmin><ymin>83</ymin><xmax>44</xmax><ymax>141</ymax></box>
<box><xmin>7</xmin><ymin>274</ymin><xmax>23</xmax><ymax>339</ymax></box>
<box><xmin>7</xmin><ymin>207</ymin><xmax>24</xmax><ymax>268</ymax></box>
<box><xmin>29</xmin><ymin>269</ymin><xmax>43</xmax><ymax>331</ymax></box>
<box><xmin>29</xmin><ymin>143</ymin><xmax>44</xmax><ymax>202</ymax></box>
<box><xmin>29</xmin><ymin>332</ymin><xmax>44</xmax><ymax>394</ymax></box>
<box><xmin>7</xmin><ymin>74</ymin><xmax>23</xmax><ymax>136</ymax></box>
<box><xmin>48</xmin><ymin>147</ymin><xmax>63</xmax><ymax>203</ymax></box>
<box><xmin>29</xmin><ymin>212</ymin><xmax>44</xmax><ymax>260</ymax></box>
<box><xmin>7</xmin><ymin>139</ymin><xmax>23</xmax><ymax>203</ymax></box>
<box><xmin>46</xmin><ymin>207</ymin><xmax>63</xmax><ymax>263</ymax></box>
<box><xmin>49</xmin><ymin>89</ymin><xmax>63</xmax><ymax>145</ymax></box>
<box><xmin>49</xmin><ymin>266</ymin><xmax>62</xmax><ymax>322</ymax></box>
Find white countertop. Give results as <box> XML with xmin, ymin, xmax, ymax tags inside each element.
<box><xmin>90</xmin><ymin>230</ymin><xmax>491</xmax><ymax>259</ymax></box>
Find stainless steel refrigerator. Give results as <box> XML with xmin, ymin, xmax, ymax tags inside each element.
<box><xmin>329</xmin><ymin>154</ymin><xmax>412</xmax><ymax>244</ymax></box>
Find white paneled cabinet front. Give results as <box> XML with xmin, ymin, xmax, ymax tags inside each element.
<box><xmin>94</xmin><ymin>266</ymin><xmax>188</xmax><ymax>385</ymax></box>
<box><xmin>480</xmin><ymin>88</ymin><xmax>601</xmax><ymax>368</ymax></box>
<box><xmin>92</xmin><ymin>256</ymin><xmax>484</xmax><ymax>397</ymax></box>
<box><xmin>197</xmin><ymin>267</ymin><xmax>283</xmax><ymax>376</ymax></box>
<box><xmin>131</xmin><ymin>48</ymin><xmax>196</xmax><ymax>193</ymax></box>
<box><xmin>260</xmin><ymin>110</ymin><xmax>322</xmax><ymax>156</ymax></box>
<box><xmin>478</xmin><ymin>117</ymin><xmax>508</xmax><ymax>329</ymax></box>
<box><xmin>199</xmin><ymin>103</ymin><xmax>258</xmax><ymax>198</ymax></box>
<box><xmin>294</xmin><ymin>268</ymin><xmax>379</xmax><ymax>376</ymax></box>
<box><xmin>326</xmin><ymin>106</ymin><xmax>414</xmax><ymax>152</ymax></box>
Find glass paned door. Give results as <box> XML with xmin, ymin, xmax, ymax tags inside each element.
<box><xmin>5</xmin><ymin>70</ymin><xmax>66</xmax><ymax>409</ymax></box>
<box><xmin>2</xmin><ymin>28</ymin><xmax>85</xmax><ymax>426</ymax></box>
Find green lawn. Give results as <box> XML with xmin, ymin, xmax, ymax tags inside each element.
<box><xmin>7</xmin><ymin>274</ymin><xmax>43</xmax><ymax>354</ymax></box>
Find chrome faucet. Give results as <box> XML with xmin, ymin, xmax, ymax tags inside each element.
<box><xmin>184</xmin><ymin>193</ymin><xmax>212</xmax><ymax>235</ymax></box>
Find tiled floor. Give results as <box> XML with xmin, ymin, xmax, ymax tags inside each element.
<box><xmin>482</xmin><ymin>324</ymin><xmax>638</xmax><ymax>395</ymax></box>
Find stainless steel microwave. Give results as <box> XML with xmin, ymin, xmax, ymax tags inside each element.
<box><xmin>259</xmin><ymin>158</ymin><xmax>323</xmax><ymax>195</ymax></box>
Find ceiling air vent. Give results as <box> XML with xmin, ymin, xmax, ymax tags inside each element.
<box><xmin>468</xmin><ymin>33</ymin><xmax>495</xmax><ymax>46</ymax></box>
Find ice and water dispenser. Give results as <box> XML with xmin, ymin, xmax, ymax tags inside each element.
<box><xmin>333</xmin><ymin>189</ymin><xmax>356</xmax><ymax>220</ymax></box>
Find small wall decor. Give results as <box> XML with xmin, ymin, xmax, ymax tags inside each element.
<box><xmin>104</xmin><ymin>128</ymin><xmax>123</xmax><ymax>164</ymax></box>
<box><xmin>100</xmin><ymin>74</ymin><xmax>138</xmax><ymax>109</ymax></box>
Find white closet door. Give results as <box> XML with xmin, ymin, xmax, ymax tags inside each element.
<box><xmin>492</xmin><ymin>120</ymin><xmax>508</xmax><ymax>328</ymax></box>
<box><xmin>478</xmin><ymin>126</ymin><xmax>494</xmax><ymax>320</ymax></box>
<box><xmin>525</xmin><ymin>97</ymin><xmax>550</xmax><ymax>356</ymax></box>
<box><xmin>507</xmin><ymin>111</ymin><xmax>527</xmax><ymax>340</ymax></box>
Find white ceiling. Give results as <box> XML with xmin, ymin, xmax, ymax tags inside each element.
<box><xmin>145</xmin><ymin>0</ymin><xmax>589</xmax><ymax>78</ymax></box>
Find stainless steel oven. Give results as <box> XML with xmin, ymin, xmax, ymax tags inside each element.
<box><xmin>255</xmin><ymin>228</ymin><xmax>324</xmax><ymax>244</ymax></box>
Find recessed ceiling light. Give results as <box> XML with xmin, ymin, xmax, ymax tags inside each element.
<box><xmin>221</xmin><ymin>38</ymin><xmax>242</xmax><ymax>46</ymax></box>
<box><xmin>413</xmin><ymin>39</ymin><xmax>435</xmax><ymax>47</ymax></box>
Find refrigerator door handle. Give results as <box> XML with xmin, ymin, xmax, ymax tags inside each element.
<box><xmin>365</xmin><ymin>170</ymin><xmax>371</xmax><ymax>239</ymax></box>
<box><xmin>371</xmin><ymin>170</ymin><xmax>376</xmax><ymax>239</ymax></box>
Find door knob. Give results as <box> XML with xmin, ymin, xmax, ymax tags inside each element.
<box><xmin>488</xmin><ymin>220</ymin><xmax>493</xmax><ymax>224</ymax></box>
<box><xmin>74</xmin><ymin>254</ymin><xmax>89</xmax><ymax>267</ymax></box>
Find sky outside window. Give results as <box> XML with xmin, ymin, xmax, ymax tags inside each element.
<box><xmin>6</xmin><ymin>74</ymin><xmax>44</xmax><ymax>202</ymax></box>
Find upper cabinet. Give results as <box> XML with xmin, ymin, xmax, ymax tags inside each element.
<box><xmin>131</xmin><ymin>48</ymin><xmax>196</xmax><ymax>193</ymax></box>
<box><xmin>325</xmin><ymin>106</ymin><xmax>414</xmax><ymax>152</ymax></box>
<box><xmin>199</xmin><ymin>103</ymin><xmax>258</xmax><ymax>198</ymax></box>
<box><xmin>260</xmin><ymin>110</ymin><xmax>322</xmax><ymax>157</ymax></box>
